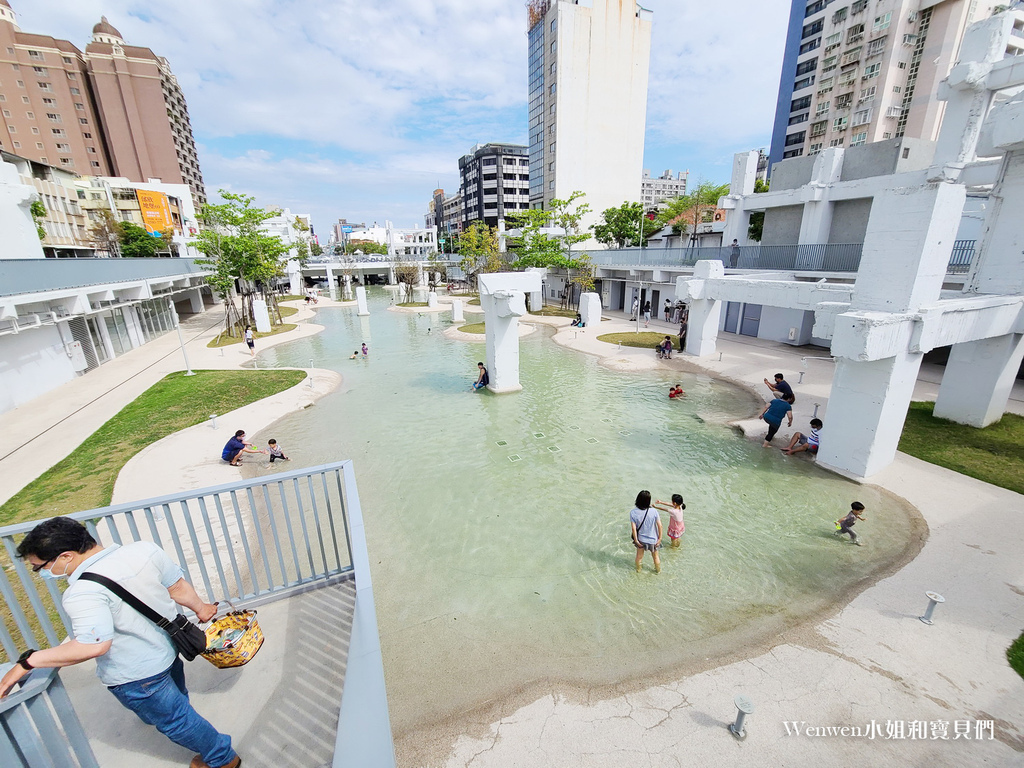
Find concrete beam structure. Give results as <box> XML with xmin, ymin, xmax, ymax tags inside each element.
<box><xmin>478</xmin><ymin>272</ymin><xmax>543</xmax><ymax>394</ymax></box>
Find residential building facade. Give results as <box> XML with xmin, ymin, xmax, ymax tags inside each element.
<box><xmin>641</xmin><ymin>169</ymin><xmax>688</xmax><ymax>208</ymax></box>
<box><xmin>458</xmin><ymin>143</ymin><xmax>529</xmax><ymax>228</ymax></box>
<box><xmin>526</xmin><ymin>0</ymin><xmax>652</xmax><ymax>231</ymax></box>
<box><xmin>769</xmin><ymin>0</ymin><xmax>1003</xmax><ymax>168</ymax></box>
<box><xmin>0</xmin><ymin>3</ymin><xmax>206</xmax><ymax>207</ymax></box>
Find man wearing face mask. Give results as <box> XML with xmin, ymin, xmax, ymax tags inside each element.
<box><xmin>0</xmin><ymin>517</ymin><xmax>240</xmax><ymax>768</ymax></box>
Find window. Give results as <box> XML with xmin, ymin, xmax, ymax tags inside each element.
<box><xmin>63</xmin><ymin>56</ymin><xmax>73</xmax><ymax>65</ymax></box>
<box><xmin>782</xmin><ymin>148</ymin><xmax>804</xmax><ymax>159</ymax></box>
<box><xmin>789</xmin><ymin>113</ymin><xmax>808</xmax><ymax>125</ymax></box>
<box><xmin>810</xmin><ymin>120</ymin><xmax>827</xmax><ymax>137</ymax></box>
<box><xmin>60</xmin><ymin>158</ymin><xmax>73</xmax><ymax>166</ymax></box>
<box><xmin>69</xmin><ymin>87</ymin><xmax>80</xmax><ymax>95</ymax></box>
<box><xmin>835</xmin><ymin>92</ymin><xmax>853</xmax><ymax>109</ymax></box>
<box><xmin>859</xmin><ymin>85</ymin><xmax>876</xmax><ymax>101</ymax></box>
<box><xmin>550</xmin><ymin>142</ymin><xmax>555</xmax><ymax>153</ymax></box>
<box><xmin>549</xmin><ymin>104</ymin><xmax>555</xmax><ymax>114</ymax></box>
<box><xmin>35</xmin><ymin>142</ymin><xmax>43</xmax><ymax>149</ymax></box>
<box><xmin>5</xmin><ymin>125</ymin><xmax>13</xmax><ymax>133</ymax></box>
<box><xmin>808</xmin><ymin>142</ymin><xmax>823</xmax><ymax>155</ymax></box>
<box><xmin>549</xmin><ymin>61</ymin><xmax>555</xmax><ymax>75</ymax></box>
<box><xmin>851</xmin><ymin>0</ymin><xmax>867</xmax><ymax>13</ymax></box>
<box><xmin>799</xmin><ymin>38</ymin><xmax>820</xmax><ymax>54</ymax></box>
<box><xmin>829</xmin><ymin>138</ymin><xmax>844</xmax><ymax>147</ymax></box>
<box><xmin>551</xmin><ymin>18</ymin><xmax>556</xmax><ymax>32</ymax></box>
<box><xmin>1</xmin><ymin>109</ymin><xmax>8</xmax><ymax>117</ymax></box>
<box><xmin>55</xmin><ymin>142</ymin><xmax>70</xmax><ymax>151</ymax></box>
<box><xmin>548</xmin><ymin>162</ymin><xmax>554</xmax><ymax>172</ymax></box>
<box><xmin>791</xmin><ymin>95</ymin><xmax>812</xmax><ymax>112</ymax></box>
<box><xmin>897</xmin><ymin>61</ymin><xmax>907</xmax><ymax>69</ymax></box>
<box><xmin>841</xmin><ymin>47</ymin><xmax>862</xmax><ymax>66</ymax></box>
<box><xmin>25</xmin><ymin>111</ymin><xmax>33</xmax><ymax>119</ymax></box>
<box><xmin>850</xmin><ymin>131</ymin><xmax>868</xmax><ymax>146</ymax></box>
<box><xmin>91</xmin><ymin>161</ymin><xmax>100</xmax><ymax>168</ymax></box>
<box><xmin>832</xmin><ymin>7</ymin><xmax>847</xmax><ymax>25</ymax></box>
<box><xmin>873</xmin><ymin>12</ymin><xmax>891</xmax><ymax>31</ymax></box>
<box><xmin>0</xmin><ymin>95</ymin><xmax>4</xmax><ymax>102</ymax></box>
<box><xmin>833</xmin><ymin>116</ymin><xmax>848</xmax><ymax>131</ymax></box>
<box><xmin>882</xmin><ymin>131</ymin><xmax>892</xmax><ymax>139</ymax></box>
<box><xmin>12</xmin><ymin>140</ymin><xmax>20</xmax><ymax>148</ymax></box>
<box><xmin>38</xmin><ymin>82</ymin><xmax>52</xmax><ymax>91</ymax></box>
<box><xmin>66</xmin><ymin>72</ymin><xmax>76</xmax><ymax>80</ymax></box>
<box><xmin>892</xmin><ymin>85</ymin><xmax>901</xmax><ymax>93</ymax></box>
<box><xmin>30</xmin><ymin>127</ymin><xmax>38</xmax><ymax>134</ymax></box>
<box><xmin>796</xmin><ymin>59</ymin><xmax>817</xmax><ymax>76</ymax></box>
<box><xmin>79</xmin><ymin>117</ymin><xmax>88</xmax><ymax>124</ymax></box>
<box><xmin>822</xmin><ymin>55</ymin><xmax>837</xmax><ymax>72</ymax></box>
<box><xmin>549</xmin><ymin>83</ymin><xmax>556</xmax><ymax>95</ymax></box>
<box><xmin>847</xmin><ymin>24</ymin><xmax>864</xmax><ymax>43</ymax></box>
<box><xmin>816</xmin><ymin>100</ymin><xmax>830</xmax><ymax>115</ymax></box>
<box><xmin>825</xmin><ymin>32</ymin><xmax>842</xmax><ymax>49</ymax></box>
<box><xmin>817</xmin><ymin>76</ymin><xmax>834</xmax><ymax>94</ymax></box>
<box><xmin>21</xmin><ymin>96</ymin><xmax>28</xmax><ymax>103</ymax></box>
<box><xmin>549</xmin><ymin>180</ymin><xmax>554</xmax><ymax>190</ymax></box>
<box><xmin>902</xmin><ymin>33</ymin><xmax>918</xmax><ymax>45</ymax></box>
<box><xmin>51</xmin><ymin>128</ymin><xmax>65</xmax><ymax>136</ymax></box>
<box><xmin>852</xmin><ymin>108</ymin><xmax>871</xmax><ymax>126</ymax></box>
<box><xmin>42</xmin><ymin>97</ymin><xmax>55</xmax><ymax>105</ymax></box>
<box><xmin>83</xmin><ymin>132</ymin><xmax>92</xmax><ymax>138</ymax></box>
<box><xmin>74</xmin><ymin>103</ymin><xmax>84</xmax><ymax>110</ymax></box>
<box><xmin>16</xmin><ymin>80</ymin><xmax>24</xmax><ymax>88</ymax></box>
<box><xmin>802</xmin><ymin>20</ymin><xmax>823</xmax><ymax>39</ymax></box>
<box><xmin>784</xmin><ymin>131</ymin><xmax>806</xmax><ymax>146</ymax></box>
<box><xmin>863</xmin><ymin>63</ymin><xmax>880</xmax><ymax>79</ymax></box>
<box><xmin>867</xmin><ymin>36</ymin><xmax>887</xmax><ymax>56</ymax></box>
<box><xmin>10</xmin><ymin>63</ymin><xmax>18</xmax><ymax>70</ymax></box>
<box><xmin>794</xmin><ymin>75</ymin><xmax>815</xmax><ymax>90</ymax></box>
<box><xmin>27</xmin><ymin>50</ymin><xmax>42</xmax><ymax>60</ymax></box>
<box><xmin>46</xmin><ymin>112</ymin><xmax>61</xmax><ymax>122</ymax></box>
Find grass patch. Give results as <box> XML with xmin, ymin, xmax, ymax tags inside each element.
<box><xmin>468</xmin><ymin>299</ymin><xmax>480</xmax><ymax>306</ymax></box>
<box><xmin>898</xmin><ymin>402</ymin><xmax>1024</xmax><ymax>495</ymax></box>
<box><xmin>531</xmin><ymin>306</ymin><xmax>577</xmax><ymax>318</ymax></box>
<box><xmin>397</xmin><ymin>302</ymin><xmax>429</xmax><ymax>308</ymax></box>
<box><xmin>0</xmin><ymin>369</ymin><xmax>306</xmax><ymax>526</ymax></box>
<box><xmin>459</xmin><ymin>322</ymin><xmax>486</xmax><ymax>334</ymax></box>
<box><xmin>1009</xmin><ymin>631</ymin><xmax>1024</xmax><ymax>680</ymax></box>
<box><xmin>597</xmin><ymin>332</ymin><xmax>681</xmax><ymax>349</ymax></box>
<box><xmin>207</xmin><ymin>322</ymin><xmax>298</xmax><ymax>348</ymax></box>
<box><xmin>449</xmin><ymin>292</ymin><xmax>477</xmax><ymax>298</ymax></box>
<box><xmin>278</xmin><ymin>295</ymin><xmax>307</xmax><ymax>302</ymax></box>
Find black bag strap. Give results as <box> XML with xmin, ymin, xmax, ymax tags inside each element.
<box><xmin>633</xmin><ymin>510</ymin><xmax>650</xmax><ymax>540</ymax></box>
<box><xmin>78</xmin><ymin>572</ymin><xmax>175</xmax><ymax>631</ymax></box>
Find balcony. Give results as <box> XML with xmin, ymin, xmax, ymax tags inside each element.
<box><xmin>0</xmin><ymin>462</ymin><xmax>394</xmax><ymax>768</ymax></box>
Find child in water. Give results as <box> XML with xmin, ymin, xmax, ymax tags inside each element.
<box><xmin>654</xmin><ymin>494</ymin><xmax>686</xmax><ymax>547</ymax></box>
<box><xmin>349</xmin><ymin>351</ymin><xmax>360</xmax><ymax>359</ymax></box>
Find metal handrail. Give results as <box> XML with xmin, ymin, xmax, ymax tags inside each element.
<box><xmin>0</xmin><ymin>462</ymin><xmax>357</xmax><ymax>660</ymax></box>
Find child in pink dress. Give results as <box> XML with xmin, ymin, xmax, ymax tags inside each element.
<box><xmin>654</xmin><ymin>494</ymin><xmax>686</xmax><ymax>548</ymax></box>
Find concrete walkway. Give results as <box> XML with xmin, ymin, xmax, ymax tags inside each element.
<box><xmin>3</xmin><ymin>297</ymin><xmax>1023</xmax><ymax>767</ymax></box>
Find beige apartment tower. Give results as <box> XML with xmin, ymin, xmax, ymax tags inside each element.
<box><xmin>527</xmin><ymin>0</ymin><xmax>652</xmax><ymax>229</ymax></box>
<box><xmin>0</xmin><ymin>2</ymin><xmax>205</xmax><ymax>206</ymax></box>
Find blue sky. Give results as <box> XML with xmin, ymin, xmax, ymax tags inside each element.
<box><xmin>17</xmin><ymin>0</ymin><xmax>790</xmax><ymax>234</ymax></box>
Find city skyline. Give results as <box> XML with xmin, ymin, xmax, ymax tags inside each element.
<box><xmin>19</xmin><ymin>0</ymin><xmax>790</xmax><ymax>232</ymax></box>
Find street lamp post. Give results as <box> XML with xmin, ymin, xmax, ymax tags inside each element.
<box><xmin>168</xmin><ymin>299</ymin><xmax>195</xmax><ymax>376</ymax></box>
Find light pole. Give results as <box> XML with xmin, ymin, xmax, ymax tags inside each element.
<box><xmin>168</xmin><ymin>299</ymin><xmax>195</xmax><ymax>376</ymax></box>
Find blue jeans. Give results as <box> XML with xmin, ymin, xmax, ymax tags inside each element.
<box><xmin>109</xmin><ymin>657</ymin><xmax>235</xmax><ymax>767</ymax></box>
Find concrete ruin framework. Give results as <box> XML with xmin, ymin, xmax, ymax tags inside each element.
<box><xmin>477</xmin><ymin>271</ymin><xmax>543</xmax><ymax>393</ymax></box>
<box><xmin>679</xmin><ymin>9</ymin><xmax>1024</xmax><ymax>479</ymax></box>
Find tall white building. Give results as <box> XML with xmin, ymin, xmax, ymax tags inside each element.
<box><xmin>770</xmin><ymin>0</ymin><xmax>1003</xmax><ymax>165</ymax></box>
<box><xmin>641</xmin><ymin>169</ymin><xmax>688</xmax><ymax>208</ymax></box>
<box><xmin>527</xmin><ymin>0</ymin><xmax>652</xmax><ymax>229</ymax></box>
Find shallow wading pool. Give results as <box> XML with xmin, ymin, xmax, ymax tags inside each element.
<box><xmin>253</xmin><ymin>288</ymin><xmax>923</xmax><ymax>740</ymax></box>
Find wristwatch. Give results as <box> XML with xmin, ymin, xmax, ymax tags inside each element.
<box><xmin>16</xmin><ymin>649</ymin><xmax>37</xmax><ymax>671</ymax></box>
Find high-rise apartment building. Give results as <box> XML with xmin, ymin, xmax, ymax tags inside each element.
<box><xmin>526</xmin><ymin>0</ymin><xmax>652</xmax><ymax>226</ymax></box>
<box><xmin>769</xmin><ymin>0</ymin><xmax>1000</xmax><ymax>169</ymax></box>
<box><xmin>458</xmin><ymin>143</ymin><xmax>530</xmax><ymax>228</ymax></box>
<box><xmin>641</xmin><ymin>169</ymin><xmax>688</xmax><ymax>208</ymax></box>
<box><xmin>0</xmin><ymin>3</ymin><xmax>206</xmax><ymax>207</ymax></box>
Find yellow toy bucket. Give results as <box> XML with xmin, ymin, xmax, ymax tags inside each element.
<box><xmin>202</xmin><ymin>609</ymin><xmax>264</xmax><ymax>668</ymax></box>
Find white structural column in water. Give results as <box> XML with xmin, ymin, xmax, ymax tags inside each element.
<box><xmin>579</xmin><ymin>292</ymin><xmax>601</xmax><ymax>328</ymax></box>
<box><xmin>478</xmin><ymin>271</ymin><xmax>543</xmax><ymax>393</ymax></box>
<box><xmin>451</xmin><ymin>299</ymin><xmax>464</xmax><ymax>323</ymax></box>
<box><xmin>356</xmin><ymin>286</ymin><xmax>369</xmax><ymax>316</ymax></box>
<box><xmin>427</xmin><ymin>292</ymin><xmax>438</xmax><ymax>308</ymax></box>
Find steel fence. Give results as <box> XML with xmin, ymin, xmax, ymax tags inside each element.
<box><xmin>0</xmin><ymin>462</ymin><xmax>356</xmax><ymax>661</ymax></box>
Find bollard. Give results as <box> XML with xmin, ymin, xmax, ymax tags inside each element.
<box><xmin>730</xmin><ymin>694</ymin><xmax>754</xmax><ymax>740</ymax></box>
<box><xmin>209</xmin><ymin>414</ymin><xmax>217</xmax><ymax>430</ymax></box>
<box><xmin>719</xmin><ymin>352</ymin><xmax>723</xmax><ymax>362</ymax></box>
<box><xmin>220</xmin><ymin>347</ymin><xmax>225</xmax><ymax>357</ymax></box>
<box><xmin>798</xmin><ymin>371</ymin><xmax>805</xmax><ymax>384</ymax></box>
<box><xmin>919</xmin><ymin>591</ymin><xmax>945</xmax><ymax>625</ymax></box>
<box><xmin>308</xmin><ymin>373</ymin><xmax>314</xmax><ymax>388</ymax></box>
<box><xmin>309</xmin><ymin>358</ymin><xmax>313</xmax><ymax>369</ymax></box>
<box><xmin>812</xmin><ymin>403</ymin><xmax>820</xmax><ymax>419</ymax></box>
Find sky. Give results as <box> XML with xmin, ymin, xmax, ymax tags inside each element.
<box><xmin>17</xmin><ymin>0</ymin><xmax>791</xmax><ymax>234</ymax></box>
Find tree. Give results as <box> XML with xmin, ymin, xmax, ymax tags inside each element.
<box><xmin>457</xmin><ymin>221</ymin><xmax>503</xmax><ymax>288</ymax></box>
<box><xmin>392</xmin><ymin>260</ymin><xmax>420</xmax><ymax>301</ymax></box>
<box><xmin>89</xmin><ymin>210</ymin><xmax>122</xmax><ymax>258</ymax></box>
<box><xmin>119</xmin><ymin>222</ymin><xmax>160</xmax><ymax>258</ymax></box>
<box><xmin>194</xmin><ymin>190</ymin><xmax>291</xmax><ymax>335</ymax></box>
<box><xmin>310</xmin><ymin>241</ymin><xmax>323</xmax><ymax>257</ymax></box>
<box><xmin>747</xmin><ymin>178</ymin><xmax>770</xmax><ymax>242</ymax></box>
<box><xmin>426</xmin><ymin>252</ymin><xmax>448</xmax><ymax>291</ymax></box>
<box><xmin>345</xmin><ymin>241</ymin><xmax>388</xmax><ymax>255</ymax></box>
<box><xmin>506</xmin><ymin>191</ymin><xmax>591</xmax><ymax>309</ymax></box>
<box><xmin>656</xmin><ymin>181</ymin><xmax>731</xmax><ymax>242</ymax></box>
<box><xmin>592</xmin><ymin>201</ymin><xmax>660</xmax><ymax>248</ymax></box>
<box><xmin>30</xmin><ymin>200</ymin><xmax>46</xmax><ymax>241</ymax></box>
<box><xmin>292</xmin><ymin>216</ymin><xmax>311</xmax><ymax>265</ymax></box>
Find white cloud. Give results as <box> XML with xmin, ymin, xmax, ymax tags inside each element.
<box><xmin>14</xmin><ymin>1</ymin><xmax>790</xmax><ymax>226</ymax></box>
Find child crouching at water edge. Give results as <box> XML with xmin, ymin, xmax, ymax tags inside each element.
<box><xmin>630</xmin><ymin>490</ymin><xmax>662</xmax><ymax>573</ymax></box>
<box><xmin>654</xmin><ymin>494</ymin><xmax>685</xmax><ymax>547</ymax></box>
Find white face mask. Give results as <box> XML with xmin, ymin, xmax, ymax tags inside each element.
<box><xmin>40</xmin><ymin>558</ymin><xmax>70</xmax><ymax>581</ymax></box>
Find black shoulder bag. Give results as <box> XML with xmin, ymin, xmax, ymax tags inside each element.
<box><xmin>78</xmin><ymin>572</ymin><xmax>208</xmax><ymax>661</ymax></box>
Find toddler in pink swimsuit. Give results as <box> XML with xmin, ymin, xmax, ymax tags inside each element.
<box><xmin>654</xmin><ymin>494</ymin><xmax>686</xmax><ymax>548</ymax></box>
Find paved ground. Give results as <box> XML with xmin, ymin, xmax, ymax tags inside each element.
<box><xmin>2</xmin><ymin>297</ymin><xmax>1023</xmax><ymax>767</ymax></box>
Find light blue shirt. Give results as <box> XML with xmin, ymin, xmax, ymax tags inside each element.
<box><xmin>630</xmin><ymin>507</ymin><xmax>660</xmax><ymax>545</ymax></box>
<box><xmin>64</xmin><ymin>542</ymin><xmax>184</xmax><ymax>686</ymax></box>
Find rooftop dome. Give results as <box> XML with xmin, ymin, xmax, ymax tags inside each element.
<box><xmin>92</xmin><ymin>16</ymin><xmax>123</xmax><ymax>40</ymax></box>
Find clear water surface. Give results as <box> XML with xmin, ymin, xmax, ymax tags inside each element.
<box><xmin>255</xmin><ymin>288</ymin><xmax>921</xmax><ymax>732</ymax></box>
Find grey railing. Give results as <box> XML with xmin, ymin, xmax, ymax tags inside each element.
<box><xmin>0</xmin><ymin>258</ymin><xmax>209</xmax><ymax>298</ymax></box>
<box><xmin>587</xmin><ymin>241</ymin><xmax>977</xmax><ymax>274</ymax></box>
<box><xmin>0</xmin><ymin>462</ymin><xmax>355</xmax><ymax>660</ymax></box>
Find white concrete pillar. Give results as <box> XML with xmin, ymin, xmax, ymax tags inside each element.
<box><xmin>579</xmin><ymin>292</ymin><xmax>601</xmax><ymax>327</ymax></box>
<box><xmin>252</xmin><ymin>299</ymin><xmax>272</xmax><ymax>333</ymax></box>
<box><xmin>682</xmin><ymin>260</ymin><xmax>724</xmax><ymax>356</ymax></box>
<box><xmin>451</xmin><ymin>299</ymin><xmax>464</xmax><ymax>323</ymax></box>
<box><xmin>797</xmin><ymin>149</ymin><xmax>844</xmax><ymax>246</ymax></box>
<box><xmin>817</xmin><ymin>350</ymin><xmax>924</xmax><ymax>478</ymax></box>
<box><xmin>427</xmin><ymin>291</ymin><xmax>438</xmax><ymax>308</ymax></box>
<box><xmin>287</xmin><ymin>259</ymin><xmax>303</xmax><ymax>295</ymax></box>
<box><xmin>478</xmin><ymin>272</ymin><xmax>542</xmax><ymax>394</ymax></box>
<box><xmin>343</xmin><ymin>274</ymin><xmax>353</xmax><ymax>300</ymax></box>
<box><xmin>933</xmin><ymin>333</ymin><xmax>1024</xmax><ymax>427</ymax></box>
<box><xmin>356</xmin><ymin>286</ymin><xmax>369</xmax><ymax>316</ymax></box>
<box><xmin>186</xmin><ymin>289</ymin><xmax>203</xmax><ymax>314</ymax></box>
<box><xmin>325</xmin><ymin>265</ymin><xmax>334</xmax><ymax>290</ymax></box>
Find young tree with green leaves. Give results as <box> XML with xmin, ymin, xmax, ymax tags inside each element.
<box><xmin>30</xmin><ymin>200</ymin><xmax>46</xmax><ymax>241</ymax></box>
<box><xmin>457</xmin><ymin>221</ymin><xmax>503</xmax><ymax>289</ymax></box>
<box><xmin>592</xmin><ymin>201</ymin><xmax>660</xmax><ymax>248</ymax></box>
<box><xmin>747</xmin><ymin>178</ymin><xmax>770</xmax><ymax>242</ymax></box>
<box><xmin>310</xmin><ymin>241</ymin><xmax>324</xmax><ymax>257</ymax></box>
<box><xmin>88</xmin><ymin>210</ymin><xmax>122</xmax><ymax>258</ymax></box>
<box><xmin>119</xmin><ymin>222</ymin><xmax>160</xmax><ymax>258</ymax></box>
<box><xmin>194</xmin><ymin>190</ymin><xmax>291</xmax><ymax>335</ymax></box>
<box><xmin>656</xmin><ymin>181</ymin><xmax>731</xmax><ymax>244</ymax></box>
<box><xmin>506</xmin><ymin>191</ymin><xmax>591</xmax><ymax>309</ymax></box>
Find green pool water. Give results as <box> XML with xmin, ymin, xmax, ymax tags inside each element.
<box><xmin>255</xmin><ymin>288</ymin><xmax>923</xmax><ymax>734</ymax></box>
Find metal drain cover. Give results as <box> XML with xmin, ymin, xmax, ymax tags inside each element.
<box><xmin>508</xmin><ymin>454</ymin><xmax>522</xmax><ymax>462</ymax></box>
<box><xmin>619</xmin><ymin>430</ymin><xmax>632</xmax><ymax>436</ymax></box>
<box><xmin>496</xmin><ymin>440</ymin><xmax>508</xmax><ymax>446</ymax></box>
<box><xmin>586</xmin><ymin>438</ymin><xmax>599</xmax><ymax>444</ymax></box>
<box><xmin>569</xmin><ymin>425</ymin><xmax>580</xmax><ymax>430</ymax></box>
<box><xmin>547</xmin><ymin>446</ymin><xmax>560</xmax><ymax>452</ymax></box>
<box><xmin>533</xmin><ymin>432</ymin><xmax>545</xmax><ymax>438</ymax></box>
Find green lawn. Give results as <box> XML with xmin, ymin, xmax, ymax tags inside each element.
<box><xmin>207</xmin><ymin>311</ymin><xmax>298</xmax><ymax>348</ymax></box>
<box><xmin>1009</xmin><ymin>631</ymin><xmax>1024</xmax><ymax>680</ymax></box>
<box><xmin>532</xmin><ymin>306</ymin><xmax>577</xmax><ymax>319</ymax></box>
<box><xmin>397</xmin><ymin>302</ymin><xmax>429</xmax><ymax>308</ymax></box>
<box><xmin>597</xmin><ymin>331</ymin><xmax>680</xmax><ymax>349</ymax></box>
<box><xmin>459</xmin><ymin>322</ymin><xmax>486</xmax><ymax>334</ymax></box>
<box><xmin>898</xmin><ymin>402</ymin><xmax>1024</xmax><ymax>496</ymax></box>
<box><xmin>0</xmin><ymin>369</ymin><xmax>306</xmax><ymax>526</ymax></box>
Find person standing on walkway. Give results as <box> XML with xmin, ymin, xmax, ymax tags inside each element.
<box><xmin>631</xmin><ymin>296</ymin><xmax>639</xmax><ymax>321</ymax></box>
<box><xmin>0</xmin><ymin>517</ymin><xmax>241</xmax><ymax>768</ymax></box>
<box><xmin>729</xmin><ymin>239</ymin><xmax>741</xmax><ymax>268</ymax></box>
<box><xmin>643</xmin><ymin>300</ymin><xmax>651</xmax><ymax>327</ymax></box>
<box><xmin>759</xmin><ymin>394</ymin><xmax>794</xmax><ymax>447</ymax></box>
<box><xmin>630</xmin><ymin>490</ymin><xmax>662</xmax><ymax>573</ymax></box>
<box><xmin>243</xmin><ymin>325</ymin><xmax>255</xmax><ymax>357</ymax></box>
<box><xmin>678</xmin><ymin>315</ymin><xmax>688</xmax><ymax>353</ymax></box>
<box><xmin>835</xmin><ymin>502</ymin><xmax>866</xmax><ymax>546</ymax></box>
<box><xmin>663</xmin><ymin>299</ymin><xmax>671</xmax><ymax>322</ymax></box>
